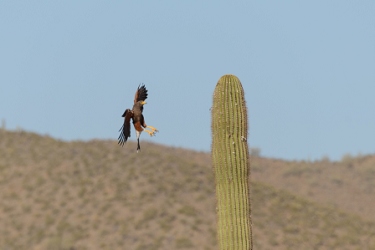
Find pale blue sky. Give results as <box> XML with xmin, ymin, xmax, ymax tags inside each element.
<box><xmin>1</xmin><ymin>1</ymin><xmax>374</xmax><ymax>160</ymax></box>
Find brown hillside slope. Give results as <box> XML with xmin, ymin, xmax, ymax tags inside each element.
<box><xmin>0</xmin><ymin>130</ymin><xmax>374</xmax><ymax>249</ymax></box>
<box><xmin>252</xmin><ymin>154</ymin><xmax>375</xmax><ymax>222</ymax></box>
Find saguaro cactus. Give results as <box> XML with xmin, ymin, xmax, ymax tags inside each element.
<box><xmin>211</xmin><ymin>75</ymin><xmax>252</xmax><ymax>249</ymax></box>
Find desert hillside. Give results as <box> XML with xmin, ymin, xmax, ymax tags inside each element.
<box><xmin>0</xmin><ymin>130</ymin><xmax>374</xmax><ymax>249</ymax></box>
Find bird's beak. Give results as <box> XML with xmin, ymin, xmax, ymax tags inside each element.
<box><xmin>141</xmin><ymin>101</ymin><xmax>147</xmax><ymax>105</ymax></box>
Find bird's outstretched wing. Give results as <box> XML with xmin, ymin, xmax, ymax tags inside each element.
<box><xmin>118</xmin><ymin>109</ymin><xmax>133</xmax><ymax>146</ymax></box>
<box><xmin>134</xmin><ymin>84</ymin><xmax>148</xmax><ymax>103</ymax></box>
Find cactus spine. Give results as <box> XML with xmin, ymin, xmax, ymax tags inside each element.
<box><xmin>211</xmin><ymin>75</ymin><xmax>252</xmax><ymax>249</ymax></box>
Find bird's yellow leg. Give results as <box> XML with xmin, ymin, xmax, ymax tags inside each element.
<box><xmin>146</xmin><ymin>125</ymin><xmax>158</xmax><ymax>132</ymax></box>
<box><xmin>144</xmin><ymin>126</ymin><xmax>158</xmax><ymax>136</ymax></box>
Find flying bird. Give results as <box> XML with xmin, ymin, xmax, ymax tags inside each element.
<box><xmin>118</xmin><ymin>84</ymin><xmax>158</xmax><ymax>152</ymax></box>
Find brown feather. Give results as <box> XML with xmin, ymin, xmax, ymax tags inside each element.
<box><xmin>133</xmin><ymin>121</ymin><xmax>143</xmax><ymax>132</ymax></box>
<box><xmin>133</xmin><ymin>84</ymin><xmax>148</xmax><ymax>104</ymax></box>
<box><xmin>118</xmin><ymin>109</ymin><xmax>133</xmax><ymax>146</ymax></box>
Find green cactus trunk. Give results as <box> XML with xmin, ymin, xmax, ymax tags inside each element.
<box><xmin>211</xmin><ymin>75</ymin><xmax>252</xmax><ymax>250</ymax></box>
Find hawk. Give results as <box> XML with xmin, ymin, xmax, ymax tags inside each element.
<box><xmin>118</xmin><ymin>84</ymin><xmax>158</xmax><ymax>152</ymax></box>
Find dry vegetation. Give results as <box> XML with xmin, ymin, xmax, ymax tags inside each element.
<box><xmin>0</xmin><ymin>129</ymin><xmax>375</xmax><ymax>249</ymax></box>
